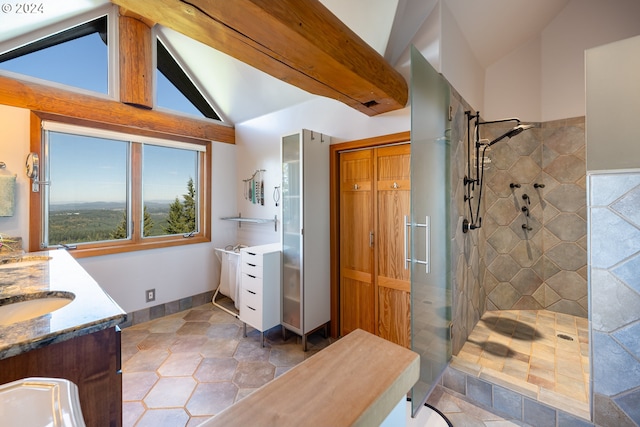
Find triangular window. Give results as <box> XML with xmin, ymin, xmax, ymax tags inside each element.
<box><xmin>156</xmin><ymin>39</ymin><xmax>220</xmax><ymax>121</ymax></box>
<box><xmin>0</xmin><ymin>16</ymin><xmax>109</xmax><ymax>94</ymax></box>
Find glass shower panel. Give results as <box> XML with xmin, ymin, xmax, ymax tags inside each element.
<box><xmin>410</xmin><ymin>46</ymin><xmax>452</xmax><ymax>416</ymax></box>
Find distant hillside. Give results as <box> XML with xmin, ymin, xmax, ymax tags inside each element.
<box><xmin>50</xmin><ymin>201</ymin><xmax>172</xmax><ymax>212</ymax></box>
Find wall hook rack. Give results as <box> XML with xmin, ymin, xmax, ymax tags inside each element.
<box><xmin>243</xmin><ymin>169</ymin><xmax>266</xmax><ymax>205</ymax></box>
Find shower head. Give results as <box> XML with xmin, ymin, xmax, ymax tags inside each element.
<box><xmin>487</xmin><ymin>124</ymin><xmax>534</xmax><ymax>146</ymax></box>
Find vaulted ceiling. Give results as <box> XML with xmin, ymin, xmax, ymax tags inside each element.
<box><xmin>0</xmin><ymin>0</ymin><xmax>570</xmax><ymax>124</ymax></box>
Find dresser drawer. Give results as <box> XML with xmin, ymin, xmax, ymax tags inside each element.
<box><xmin>241</xmin><ymin>250</ymin><xmax>264</xmax><ymax>267</ymax></box>
<box><xmin>241</xmin><ymin>273</ymin><xmax>263</xmax><ymax>294</ymax></box>
<box><xmin>240</xmin><ymin>300</ymin><xmax>262</xmax><ymax>329</ymax></box>
<box><xmin>241</xmin><ymin>261</ymin><xmax>262</xmax><ymax>278</ymax></box>
<box><xmin>241</xmin><ymin>287</ymin><xmax>262</xmax><ymax>310</ymax></box>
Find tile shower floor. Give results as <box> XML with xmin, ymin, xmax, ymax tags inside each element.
<box><xmin>121</xmin><ymin>301</ymin><xmax>526</xmax><ymax>426</ymax></box>
<box><xmin>454</xmin><ymin>309</ymin><xmax>590</xmax><ymax>418</ymax></box>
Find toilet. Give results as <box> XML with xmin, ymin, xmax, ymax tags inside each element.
<box><xmin>0</xmin><ymin>377</ymin><xmax>85</xmax><ymax>426</ymax></box>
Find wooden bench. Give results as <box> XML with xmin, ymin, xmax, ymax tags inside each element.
<box><xmin>197</xmin><ymin>329</ymin><xmax>419</xmax><ymax>427</ymax></box>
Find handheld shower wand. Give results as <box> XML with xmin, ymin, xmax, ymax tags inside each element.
<box><xmin>462</xmin><ymin>112</ymin><xmax>535</xmax><ymax>233</ymax></box>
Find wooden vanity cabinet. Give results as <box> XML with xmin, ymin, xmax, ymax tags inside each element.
<box><xmin>0</xmin><ymin>326</ymin><xmax>122</xmax><ymax>427</ymax></box>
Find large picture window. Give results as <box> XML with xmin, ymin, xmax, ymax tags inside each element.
<box><xmin>39</xmin><ymin>121</ymin><xmax>208</xmax><ymax>255</ymax></box>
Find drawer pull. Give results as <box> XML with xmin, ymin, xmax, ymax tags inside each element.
<box><xmin>247</xmin><ymin>306</ymin><xmax>256</xmax><ymax>311</ymax></box>
<box><xmin>247</xmin><ymin>252</ymin><xmax>256</xmax><ymax>255</ymax></box>
<box><xmin>247</xmin><ymin>290</ymin><xmax>256</xmax><ymax>295</ymax></box>
<box><xmin>247</xmin><ymin>263</ymin><xmax>257</xmax><ymax>267</ymax></box>
<box><xmin>247</xmin><ymin>274</ymin><xmax>256</xmax><ymax>278</ymax></box>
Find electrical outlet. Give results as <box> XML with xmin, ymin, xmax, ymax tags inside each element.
<box><xmin>146</xmin><ymin>288</ymin><xmax>156</xmax><ymax>302</ymax></box>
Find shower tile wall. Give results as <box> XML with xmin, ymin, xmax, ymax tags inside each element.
<box><xmin>450</xmin><ymin>88</ymin><xmax>486</xmax><ymax>354</ymax></box>
<box><xmin>589</xmin><ymin>170</ymin><xmax>640</xmax><ymax>426</ymax></box>
<box><xmin>481</xmin><ymin>117</ymin><xmax>587</xmax><ymax>318</ymax></box>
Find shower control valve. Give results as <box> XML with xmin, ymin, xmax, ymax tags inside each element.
<box><xmin>534</xmin><ymin>183</ymin><xmax>545</xmax><ymax>189</ymax></box>
<box><xmin>522</xmin><ymin>194</ymin><xmax>531</xmax><ymax>205</ymax></box>
<box><xmin>521</xmin><ymin>206</ymin><xmax>530</xmax><ymax>216</ymax></box>
<box><xmin>522</xmin><ymin>224</ymin><xmax>532</xmax><ymax>231</ymax></box>
<box><xmin>510</xmin><ymin>183</ymin><xmax>521</xmax><ymax>189</ymax></box>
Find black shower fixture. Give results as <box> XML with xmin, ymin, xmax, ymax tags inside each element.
<box><xmin>462</xmin><ymin>111</ymin><xmax>534</xmax><ymax>233</ymax></box>
<box><xmin>534</xmin><ymin>183</ymin><xmax>545</xmax><ymax>188</ymax></box>
<box><xmin>522</xmin><ymin>194</ymin><xmax>531</xmax><ymax>205</ymax></box>
<box><xmin>521</xmin><ymin>206</ymin><xmax>530</xmax><ymax>217</ymax></box>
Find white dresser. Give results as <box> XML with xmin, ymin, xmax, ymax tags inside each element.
<box><xmin>239</xmin><ymin>243</ymin><xmax>282</xmax><ymax>346</ymax></box>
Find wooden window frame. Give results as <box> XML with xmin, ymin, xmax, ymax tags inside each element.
<box><xmin>30</xmin><ymin>112</ymin><xmax>213</xmax><ymax>258</ymax></box>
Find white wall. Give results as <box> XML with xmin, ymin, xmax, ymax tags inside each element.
<box><xmin>0</xmin><ymin>106</ymin><xmax>31</xmax><ymax>242</ymax></box>
<box><xmin>394</xmin><ymin>2</ymin><xmax>441</xmax><ymax>82</ymax></box>
<box><xmin>541</xmin><ymin>0</ymin><xmax>640</xmax><ymax>122</ymax></box>
<box><xmin>440</xmin><ymin>1</ymin><xmax>484</xmax><ymax>114</ymax></box>
<box><xmin>484</xmin><ymin>37</ymin><xmax>542</xmax><ymax>122</ymax></box>
<box><xmin>483</xmin><ymin>0</ymin><xmax>640</xmax><ymax>123</ymax></box>
<box><xmin>0</xmin><ymin>104</ymin><xmax>238</xmax><ymax>314</ymax></box>
<box><xmin>234</xmin><ymin>97</ymin><xmax>411</xmax><ymax>248</ymax></box>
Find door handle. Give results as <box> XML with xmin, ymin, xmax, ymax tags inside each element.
<box><xmin>405</xmin><ymin>215</ymin><xmax>430</xmax><ymax>273</ymax></box>
<box><xmin>369</xmin><ymin>231</ymin><xmax>374</xmax><ymax>248</ymax></box>
<box><xmin>404</xmin><ymin>215</ymin><xmax>410</xmax><ymax>269</ymax></box>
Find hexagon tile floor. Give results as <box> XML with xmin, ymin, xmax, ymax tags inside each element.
<box><xmin>121</xmin><ymin>301</ymin><xmax>527</xmax><ymax>426</ymax></box>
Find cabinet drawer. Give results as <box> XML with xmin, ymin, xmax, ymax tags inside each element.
<box><xmin>241</xmin><ymin>261</ymin><xmax>262</xmax><ymax>278</ymax></box>
<box><xmin>240</xmin><ymin>305</ymin><xmax>262</xmax><ymax>331</ymax></box>
<box><xmin>241</xmin><ymin>272</ymin><xmax>263</xmax><ymax>294</ymax></box>
<box><xmin>241</xmin><ymin>251</ymin><xmax>264</xmax><ymax>267</ymax></box>
<box><xmin>241</xmin><ymin>287</ymin><xmax>262</xmax><ymax>310</ymax></box>
<box><xmin>240</xmin><ymin>301</ymin><xmax>262</xmax><ymax>329</ymax></box>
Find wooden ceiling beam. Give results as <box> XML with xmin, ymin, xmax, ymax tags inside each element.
<box><xmin>110</xmin><ymin>0</ymin><xmax>408</xmax><ymax>116</ymax></box>
<box><xmin>0</xmin><ymin>74</ymin><xmax>234</xmax><ymax>144</ymax></box>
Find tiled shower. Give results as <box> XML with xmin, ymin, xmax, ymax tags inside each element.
<box><xmin>449</xmin><ymin>92</ymin><xmax>587</xmax><ymax>355</ymax></box>
<box><xmin>481</xmin><ymin>117</ymin><xmax>587</xmax><ymax>317</ymax></box>
<box><xmin>446</xmin><ymin>88</ymin><xmax>599</xmax><ymax>425</ymax></box>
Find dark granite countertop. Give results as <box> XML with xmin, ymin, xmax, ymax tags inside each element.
<box><xmin>0</xmin><ymin>250</ymin><xmax>126</xmax><ymax>360</ymax></box>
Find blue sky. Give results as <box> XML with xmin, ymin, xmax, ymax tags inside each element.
<box><xmin>0</xmin><ymin>32</ymin><xmax>201</xmax><ymax>204</ymax></box>
<box><xmin>0</xmin><ymin>32</ymin><xmax>201</xmax><ymax>114</ymax></box>
<box><xmin>48</xmin><ymin>132</ymin><xmax>196</xmax><ymax>204</ymax></box>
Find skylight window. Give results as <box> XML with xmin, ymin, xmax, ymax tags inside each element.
<box><xmin>156</xmin><ymin>39</ymin><xmax>220</xmax><ymax>121</ymax></box>
<box><xmin>0</xmin><ymin>16</ymin><xmax>108</xmax><ymax>94</ymax></box>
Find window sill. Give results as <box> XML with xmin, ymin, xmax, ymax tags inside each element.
<box><xmin>55</xmin><ymin>235</ymin><xmax>211</xmax><ymax>259</ymax></box>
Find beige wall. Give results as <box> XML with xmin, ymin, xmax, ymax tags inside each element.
<box><xmin>484</xmin><ymin>0</ymin><xmax>640</xmax><ymax>123</ymax></box>
<box><xmin>0</xmin><ymin>105</ymin><xmax>31</xmax><ymax>241</ymax></box>
<box><xmin>586</xmin><ymin>34</ymin><xmax>640</xmax><ymax>171</ymax></box>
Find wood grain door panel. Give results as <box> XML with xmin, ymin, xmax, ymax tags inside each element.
<box><xmin>375</xmin><ymin>144</ymin><xmax>411</xmax><ymax>347</ymax></box>
<box><xmin>339</xmin><ymin>150</ymin><xmax>374</xmax><ymax>336</ymax></box>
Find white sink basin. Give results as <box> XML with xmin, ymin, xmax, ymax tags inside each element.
<box><xmin>0</xmin><ymin>293</ymin><xmax>75</xmax><ymax>325</ymax></box>
<box><xmin>0</xmin><ymin>255</ymin><xmax>52</xmax><ymax>269</ymax></box>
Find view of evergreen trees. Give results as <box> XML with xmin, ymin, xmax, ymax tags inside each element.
<box><xmin>164</xmin><ymin>178</ymin><xmax>197</xmax><ymax>235</ymax></box>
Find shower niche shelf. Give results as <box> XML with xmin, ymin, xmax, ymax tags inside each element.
<box><xmin>221</xmin><ymin>213</ymin><xmax>278</xmax><ymax>231</ymax></box>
